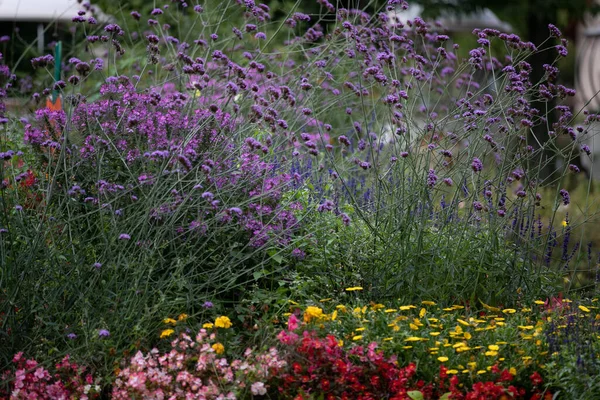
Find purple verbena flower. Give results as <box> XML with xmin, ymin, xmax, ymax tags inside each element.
<box><xmin>427</xmin><ymin>169</ymin><xmax>438</xmax><ymax>188</ymax></box>
<box><xmin>292</xmin><ymin>248</ymin><xmax>306</xmax><ymax>260</ymax></box>
<box><xmin>548</xmin><ymin>24</ymin><xmax>562</xmax><ymax>38</ymax></box>
<box><xmin>560</xmin><ymin>189</ymin><xmax>570</xmax><ymax>205</ymax></box>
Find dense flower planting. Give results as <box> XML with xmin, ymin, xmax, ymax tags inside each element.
<box><xmin>1</xmin><ymin>353</ymin><xmax>100</xmax><ymax>399</ymax></box>
<box><xmin>1</xmin><ymin>0</ymin><xmax>599</xmax><ymax>397</ymax></box>
<box><xmin>5</xmin><ymin>296</ymin><xmax>598</xmax><ymax>398</ymax></box>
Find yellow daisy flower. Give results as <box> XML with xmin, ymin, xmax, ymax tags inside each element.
<box><xmin>160</xmin><ymin>329</ymin><xmax>175</xmax><ymax>339</ymax></box>
<box><xmin>212</xmin><ymin>343</ymin><xmax>225</xmax><ymax>354</ymax></box>
<box><xmin>214</xmin><ymin>316</ymin><xmax>232</xmax><ymax>329</ymax></box>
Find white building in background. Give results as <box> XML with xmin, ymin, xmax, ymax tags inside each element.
<box><xmin>0</xmin><ymin>0</ymin><xmax>110</xmax><ymax>53</ymax></box>
<box><xmin>575</xmin><ymin>4</ymin><xmax>600</xmax><ymax>178</ymax></box>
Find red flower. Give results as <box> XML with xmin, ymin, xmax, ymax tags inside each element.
<box><xmin>498</xmin><ymin>369</ymin><xmax>514</xmax><ymax>382</ymax></box>
<box><xmin>530</xmin><ymin>371</ymin><xmax>543</xmax><ymax>386</ymax></box>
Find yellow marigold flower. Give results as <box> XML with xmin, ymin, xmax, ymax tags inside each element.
<box><xmin>488</xmin><ymin>344</ymin><xmax>500</xmax><ymax>351</ymax></box>
<box><xmin>212</xmin><ymin>343</ymin><xmax>225</xmax><ymax>354</ymax></box>
<box><xmin>304</xmin><ymin>306</ymin><xmax>324</xmax><ymax>323</ymax></box>
<box><xmin>203</xmin><ymin>323</ymin><xmax>214</xmax><ymax>329</ymax></box>
<box><xmin>421</xmin><ymin>301</ymin><xmax>436</xmax><ymax>306</ymax></box>
<box><xmin>561</xmin><ymin>220</ymin><xmax>568</xmax><ymax>227</ymax></box>
<box><xmin>403</xmin><ymin>346</ymin><xmax>413</xmax><ymax>349</ymax></box>
<box><xmin>345</xmin><ymin>286</ymin><xmax>363</xmax><ymax>291</ymax></box>
<box><xmin>383</xmin><ymin>337</ymin><xmax>393</xmax><ymax>342</ymax></box>
<box><xmin>355</xmin><ymin>327</ymin><xmax>366</xmax><ymax>332</ymax></box>
<box><xmin>438</xmin><ymin>356</ymin><xmax>449</xmax><ymax>362</ymax></box>
<box><xmin>463</xmin><ymin>332</ymin><xmax>472</xmax><ymax>340</ymax></box>
<box><xmin>479</xmin><ymin>301</ymin><xmax>500</xmax><ymax>312</ymax></box>
<box><xmin>485</xmin><ymin>351</ymin><xmax>498</xmax><ymax>357</ymax></box>
<box><xmin>509</xmin><ymin>367</ymin><xmax>517</xmax><ymax>375</ymax></box>
<box><xmin>534</xmin><ymin>300</ymin><xmax>545</xmax><ymax>305</ymax></box>
<box><xmin>384</xmin><ymin>309</ymin><xmax>397</xmax><ymax>313</ymax></box>
<box><xmin>331</xmin><ymin>310</ymin><xmax>338</xmax><ymax>321</ymax></box>
<box><xmin>477</xmin><ymin>370</ymin><xmax>487</xmax><ymax>375</ymax></box>
<box><xmin>518</xmin><ymin>325</ymin><xmax>534</xmax><ymax>330</ymax></box>
<box><xmin>177</xmin><ymin>313</ymin><xmax>188</xmax><ymax>321</ymax></box>
<box><xmin>579</xmin><ymin>305</ymin><xmax>591</xmax><ymax>313</ymax></box>
<box><xmin>163</xmin><ymin>318</ymin><xmax>177</xmax><ymax>325</ymax></box>
<box><xmin>405</xmin><ymin>336</ymin><xmax>427</xmax><ymax>342</ymax></box>
<box><xmin>160</xmin><ymin>329</ymin><xmax>175</xmax><ymax>339</ymax></box>
<box><xmin>399</xmin><ymin>305</ymin><xmax>416</xmax><ymax>310</ymax></box>
<box><xmin>456</xmin><ymin>319</ymin><xmax>470</xmax><ymax>326</ymax></box>
<box><xmin>338</xmin><ymin>339</ymin><xmax>344</xmax><ymax>347</ymax></box>
<box><xmin>502</xmin><ymin>309</ymin><xmax>516</xmax><ymax>314</ymax></box>
<box><xmin>214</xmin><ymin>316</ymin><xmax>232</xmax><ymax>329</ymax></box>
<box><xmin>409</xmin><ymin>323</ymin><xmax>419</xmax><ymax>330</ymax></box>
<box><xmin>419</xmin><ymin>308</ymin><xmax>426</xmax><ymax>318</ymax></box>
<box><xmin>352</xmin><ymin>335</ymin><xmax>363</xmax><ymax>341</ymax></box>
<box><xmin>429</xmin><ymin>332</ymin><xmax>441</xmax><ymax>336</ymax></box>
<box><xmin>447</xmin><ymin>369</ymin><xmax>458</xmax><ymax>374</ymax></box>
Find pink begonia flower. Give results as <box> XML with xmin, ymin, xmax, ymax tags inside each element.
<box><xmin>277</xmin><ymin>330</ymin><xmax>299</xmax><ymax>345</ymax></box>
<box><xmin>251</xmin><ymin>381</ymin><xmax>267</xmax><ymax>396</ymax></box>
<box><xmin>287</xmin><ymin>313</ymin><xmax>299</xmax><ymax>331</ymax></box>
<box><xmin>127</xmin><ymin>372</ymin><xmax>146</xmax><ymax>390</ymax></box>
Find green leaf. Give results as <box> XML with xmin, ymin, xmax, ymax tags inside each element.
<box><xmin>408</xmin><ymin>391</ymin><xmax>424</xmax><ymax>400</ymax></box>
<box><xmin>253</xmin><ymin>271</ymin><xmax>263</xmax><ymax>280</ymax></box>
<box><xmin>440</xmin><ymin>393</ymin><xmax>452</xmax><ymax>400</ymax></box>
